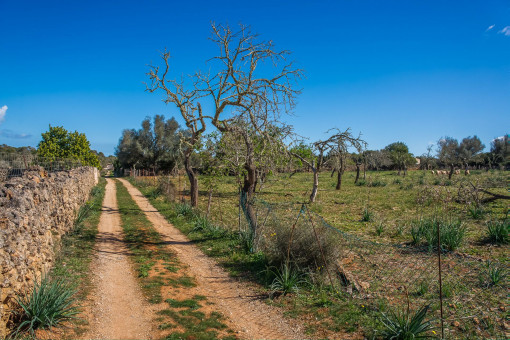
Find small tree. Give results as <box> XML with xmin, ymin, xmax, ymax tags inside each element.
<box><xmin>437</xmin><ymin>137</ymin><xmax>460</xmax><ymax>179</ymax></box>
<box><xmin>38</xmin><ymin>125</ymin><xmax>100</xmax><ymax>168</ymax></box>
<box><xmin>490</xmin><ymin>135</ymin><xmax>509</xmax><ymax>169</ymax></box>
<box><xmin>458</xmin><ymin>136</ymin><xmax>484</xmax><ymax>175</ymax></box>
<box><xmin>385</xmin><ymin>142</ymin><xmax>415</xmax><ymax>176</ymax></box>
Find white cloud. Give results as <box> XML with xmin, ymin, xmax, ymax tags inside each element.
<box><xmin>499</xmin><ymin>26</ymin><xmax>510</xmax><ymax>36</ymax></box>
<box><xmin>486</xmin><ymin>24</ymin><xmax>495</xmax><ymax>32</ymax></box>
<box><xmin>0</xmin><ymin>105</ymin><xmax>7</xmax><ymax>123</ymax></box>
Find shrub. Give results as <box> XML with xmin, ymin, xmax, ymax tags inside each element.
<box><xmin>486</xmin><ymin>219</ymin><xmax>509</xmax><ymax>244</ymax></box>
<box><xmin>410</xmin><ymin>218</ymin><xmax>466</xmax><ymax>251</ymax></box>
<box><xmin>265</xmin><ymin>223</ymin><xmax>338</xmax><ymax>272</ymax></box>
<box><xmin>14</xmin><ymin>275</ymin><xmax>80</xmax><ymax>334</ymax></box>
<box><xmin>368</xmin><ymin>179</ymin><xmax>387</xmax><ymax>187</ymax></box>
<box><xmin>157</xmin><ymin>176</ymin><xmax>176</xmax><ymax>201</ymax></box>
<box><xmin>380</xmin><ymin>304</ymin><xmax>435</xmax><ymax>340</ymax></box>
<box><xmin>355</xmin><ymin>179</ymin><xmax>367</xmax><ymax>186</ymax></box>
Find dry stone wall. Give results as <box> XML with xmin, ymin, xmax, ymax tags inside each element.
<box><xmin>0</xmin><ymin>167</ymin><xmax>98</xmax><ymax>337</ymax></box>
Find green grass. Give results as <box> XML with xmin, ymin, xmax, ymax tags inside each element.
<box><xmin>129</xmin><ymin>170</ymin><xmax>509</xmax><ymax>339</ymax></box>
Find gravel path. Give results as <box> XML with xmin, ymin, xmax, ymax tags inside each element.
<box><xmin>118</xmin><ymin>178</ymin><xmax>305</xmax><ymax>340</ymax></box>
<box><xmin>83</xmin><ymin>178</ymin><xmax>153</xmax><ymax>339</ymax></box>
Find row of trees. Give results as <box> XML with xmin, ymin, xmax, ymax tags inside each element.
<box><xmin>115</xmin><ymin>22</ymin><xmax>508</xmax><ymax>240</ymax></box>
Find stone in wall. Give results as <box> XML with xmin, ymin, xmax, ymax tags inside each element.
<box><xmin>0</xmin><ymin>167</ymin><xmax>98</xmax><ymax>337</ymax></box>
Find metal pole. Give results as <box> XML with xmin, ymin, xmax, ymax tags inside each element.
<box><xmin>437</xmin><ymin>220</ymin><xmax>445</xmax><ymax>339</ymax></box>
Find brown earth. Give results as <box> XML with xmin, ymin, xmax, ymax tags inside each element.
<box><xmin>82</xmin><ymin>178</ymin><xmax>154</xmax><ymax>339</ymax></box>
<box><xmin>117</xmin><ymin>178</ymin><xmax>306</xmax><ymax>340</ymax></box>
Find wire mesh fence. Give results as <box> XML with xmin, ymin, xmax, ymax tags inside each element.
<box><xmin>240</xmin><ymin>198</ymin><xmax>509</xmax><ymax>339</ymax></box>
<box><xmin>0</xmin><ymin>153</ymin><xmax>83</xmax><ymax>182</ymax></box>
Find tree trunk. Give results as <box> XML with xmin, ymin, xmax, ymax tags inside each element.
<box><xmin>464</xmin><ymin>162</ymin><xmax>469</xmax><ymax>175</ymax></box>
<box><xmin>448</xmin><ymin>164</ymin><xmax>454</xmax><ymax>180</ymax></box>
<box><xmin>403</xmin><ymin>165</ymin><xmax>407</xmax><ymax>177</ymax></box>
<box><xmin>241</xmin><ymin>161</ymin><xmax>258</xmax><ymax>236</ymax></box>
<box><xmin>363</xmin><ymin>161</ymin><xmax>366</xmax><ymax>180</ymax></box>
<box><xmin>310</xmin><ymin>169</ymin><xmax>319</xmax><ymax>202</ymax></box>
<box><xmin>336</xmin><ymin>169</ymin><xmax>344</xmax><ymax>190</ymax></box>
<box><xmin>184</xmin><ymin>153</ymin><xmax>199</xmax><ymax>207</ymax></box>
<box><xmin>354</xmin><ymin>165</ymin><xmax>360</xmax><ymax>184</ymax></box>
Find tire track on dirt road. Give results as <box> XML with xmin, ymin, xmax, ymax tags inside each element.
<box><xmin>117</xmin><ymin>178</ymin><xmax>306</xmax><ymax>340</ymax></box>
<box><xmin>83</xmin><ymin>178</ymin><xmax>153</xmax><ymax>339</ymax></box>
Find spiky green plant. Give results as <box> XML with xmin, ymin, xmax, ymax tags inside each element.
<box><xmin>269</xmin><ymin>263</ymin><xmax>306</xmax><ymax>296</ymax></box>
<box><xmin>14</xmin><ymin>275</ymin><xmax>80</xmax><ymax>334</ymax></box>
<box><xmin>486</xmin><ymin>219</ymin><xmax>509</xmax><ymax>244</ymax></box>
<box><xmin>380</xmin><ymin>304</ymin><xmax>435</xmax><ymax>340</ymax></box>
<box><xmin>361</xmin><ymin>208</ymin><xmax>373</xmax><ymax>222</ymax></box>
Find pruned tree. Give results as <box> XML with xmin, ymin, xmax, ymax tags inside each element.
<box><xmin>420</xmin><ymin>144</ymin><xmax>436</xmax><ymax>170</ymax></box>
<box><xmin>291</xmin><ymin>128</ymin><xmax>366</xmax><ymax>201</ymax></box>
<box><xmin>146</xmin><ymin>52</ymin><xmax>206</xmax><ymax>207</ymax></box>
<box><xmin>290</xmin><ymin>139</ymin><xmax>328</xmax><ymax>203</ymax></box>
<box><xmin>197</xmin><ymin>23</ymin><xmax>302</xmax><ymax>238</ymax></box>
<box><xmin>327</xmin><ymin>128</ymin><xmax>366</xmax><ymax>190</ymax></box>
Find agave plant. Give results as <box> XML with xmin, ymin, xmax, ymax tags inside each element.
<box><xmin>268</xmin><ymin>263</ymin><xmax>307</xmax><ymax>296</ymax></box>
<box><xmin>15</xmin><ymin>274</ymin><xmax>80</xmax><ymax>334</ymax></box>
<box><xmin>380</xmin><ymin>304</ymin><xmax>435</xmax><ymax>340</ymax></box>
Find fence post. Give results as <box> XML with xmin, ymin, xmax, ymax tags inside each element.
<box><xmin>437</xmin><ymin>220</ymin><xmax>445</xmax><ymax>339</ymax></box>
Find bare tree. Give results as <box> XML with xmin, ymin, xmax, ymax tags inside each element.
<box><xmin>326</xmin><ymin>129</ymin><xmax>366</xmax><ymax>190</ymax></box>
<box><xmin>146</xmin><ymin>53</ymin><xmax>206</xmax><ymax>207</ymax></box>
<box><xmin>290</xmin><ymin>140</ymin><xmax>328</xmax><ymax>203</ymax></box>
<box><xmin>197</xmin><ymin>23</ymin><xmax>302</xmax><ymax>237</ymax></box>
<box><xmin>291</xmin><ymin>128</ymin><xmax>366</xmax><ymax>201</ymax></box>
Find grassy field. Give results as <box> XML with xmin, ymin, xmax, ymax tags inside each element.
<box><xmin>131</xmin><ymin>170</ymin><xmax>509</xmax><ymax>339</ymax></box>
<box><xmin>173</xmin><ymin>170</ymin><xmax>508</xmax><ymax>260</ymax></box>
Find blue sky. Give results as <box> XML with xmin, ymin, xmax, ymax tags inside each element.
<box><xmin>0</xmin><ymin>0</ymin><xmax>509</xmax><ymax>156</ymax></box>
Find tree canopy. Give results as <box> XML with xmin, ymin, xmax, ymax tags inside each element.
<box><xmin>37</xmin><ymin>125</ymin><xmax>100</xmax><ymax>168</ymax></box>
<box><xmin>115</xmin><ymin>115</ymin><xmax>180</xmax><ymax>173</ymax></box>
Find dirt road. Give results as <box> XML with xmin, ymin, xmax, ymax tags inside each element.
<box><xmin>117</xmin><ymin>178</ymin><xmax>305</xmax><ymax>340</ymax></box>
<box><xmin>83</xmin><ymin>178</ymin><xmax>153</xmax><ymax>339</ymax></box>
